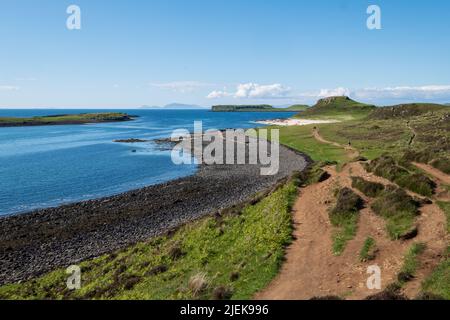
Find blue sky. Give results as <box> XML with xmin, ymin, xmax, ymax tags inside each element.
<box><xmin>1</xmin><ymin>0</ymin><xmax>450</xmax><ymax>108</ymax></box>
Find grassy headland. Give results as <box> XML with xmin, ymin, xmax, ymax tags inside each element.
<box><xmin>0</xmin><ymin>113</ymin><xmax>133</xmax><ymax>127</ymax></box>
<box><xmin>296</xmin><ymin>96</ymin><xmax>376</xmax><ymax>120</ymax></box>
<box><xmin>212</xmin><ymin>104</ymin><xmax>309</xmax><ymax>112</ymax></box>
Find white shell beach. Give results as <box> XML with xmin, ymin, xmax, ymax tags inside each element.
<box><xmin>255</xmin><ymin>118</ymin><xmax>339</xmax><ymax>126</ymax></box>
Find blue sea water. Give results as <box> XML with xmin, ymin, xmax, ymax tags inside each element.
<box><xmin>0</xmin><ymin>109</ymin><xmax>295</xmax><ymax>216</ymax></box>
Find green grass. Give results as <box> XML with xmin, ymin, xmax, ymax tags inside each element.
<box><xmin>421</xmin><ymin>247</ymin><xmax>450</xmax><ymax>300</ymax></box>
<box><xmin>431</xmin><ymin>158</ymin><xmax>450</xmax><ymax>175</ymax></box>
<box><xmin>329</xmin><ymin>188</ymin><xmax>363</xmax><ymax>255</ymax></box>
<box><xmin>286</xmin><ymin>104</ymin><xmax>310</xmax><ymax>112</ymax></box>
<box><xmin>298</xmin><ymin>161</ymin><xmax>333</xmax><ymax>186</ymax></box>
<box><xmin>437</xmin><ymin>202</ymin><xmax>450</xmax><ymax>234</ymax></box>
<box><xmin>317</xmin><ymin>121</ymin><xmax>411</xmax><ymax>160</ymax></box>
<box><xmin>397</xmin><ymin>243</ymin><xmax>426</xmax><ymax>285</ymax></box>
<box><xmin>359</xmin><ymin>237</ymin><xmax>377</xmax><ymax>262</ymax></box>
<box><xmin>369</xmin><ymin>103</ymin><xmax>448</xmax><ymax>120</ymax></box>
<box><xmin>351</xmin><ymin>177</ymin><xmax>385</xmax><ymax>198</ymax></box>
<box><xmin>365</xmin><ymin>155</ymin><xmax>435</xmax><ymax>196</ymax></box>
<box><xmin>0</xmin><ymin>179</ymin><xmax>299</xmax><ymax>300</ymax></box>
<box><xmin>371</xmin><ymin>187</ymin><xmax>420</xmax><ymax>240</ymax></box>
<box><xmin>419</xmin><ymin>203</ymin><xmax>450</xmax><ymax>300</ymax></box>
<box><xmin>296</xmin><ymin>96</ymin><xmax>375</xmax><ymax>120</ymax></box>
<box><xmin>276</xmin><ymin>125</ymin><xmax>348</xmax><ymax>163</ymax></box>
<box><xmin>331</xmin><ymin>214</ymin><xmax>359</xmax><ymax>256</ymax></box>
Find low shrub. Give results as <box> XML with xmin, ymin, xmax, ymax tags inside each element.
<box><xmin>366</xmin><ymin>155</ymin><xmax>435</xmax><ymax>196</ymax></box>
<box><xmin>188</xmin><ymin>273</ymin><xmax>209</xmax><ymax>297</ymax></box>
<box><xmin>359</xmin><ymin>237</ymin><xmax>377</xmax><ymax>262</ymax></box>
<box><xmin>398</xmin><ymin>243</ymin><xmax>426</xmax><ymax>285</ymax></box>
<box><xmin>329</xmin><ymin>188</ymin><xmax>363</xmax><ymax>255</ymax></box>
<box><xmin>365</xmin><ymin>155</ymin><xmax>409</xmax><ymax>181</ymax></box>
<box><xmin>371</xmin><ymin>187</ymin><xmax>420</xmax><ymax>240</ymax></box>
<box><xmin>396</xmin><ymin>173</ymin><xmax>436</xmax><ymax>197</ymax></box>
<box><xmin>331</xmin><ymin>188</ymin><xmax>364</xmax><ymax>217</ymax></box>
<box><xmin>431</xmin><ymin>158</ymin><xmax>450</xmax><ymax>175</ymax></box>
<box><xmin>401</xmin><ymin>149</ymin><xmax>434</xmax><ymax>164</ymax></box>
<box><xmin>351</xmin><ymin>177</ymin><xmax>385</xmax><ymax>198</ymax></box>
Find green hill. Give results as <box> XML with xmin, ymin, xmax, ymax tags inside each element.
<box><xmin>296</xmin><ymin>96</ymin><xmax>376</xmax><ymax>120</ymax></box>
<box><xmin>369</xmin><ymin>103</ymin><xmax>448</xmax><ymax>120</ymax></box>
<box><xmin>286</xmin><ymin>104</ymin><xmax>310</xmax><ymax>112</ymax></box>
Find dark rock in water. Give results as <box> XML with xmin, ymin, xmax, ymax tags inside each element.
<box><xmin>114</xmin><ymin>139</ymin><xmax>149</xmax><ymax>143</ymax></box>
<box><xmin>152</xmin><ymin>138</ymin><xmax>178</xmax><ymax>151</ymax></box>
<box><xmin>131</xmin><ymin>150</ymin><xmax>137</xmax><ymax>153</ymax></box>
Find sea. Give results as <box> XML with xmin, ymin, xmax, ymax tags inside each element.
<box><xmin>0</xmin><ymin>109</ymin><xmax>295</xmax><ymax>216</ymax></box>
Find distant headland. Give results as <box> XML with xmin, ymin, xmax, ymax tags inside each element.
<box><xmin>0</xmin><ymin>113</ymin><xmax>134</xmax><ymax>127</ymax></box>
<box><xmin>211</xmin><ymin>104</ymin><xmax>309</xmax><ymax>112</ymax></box>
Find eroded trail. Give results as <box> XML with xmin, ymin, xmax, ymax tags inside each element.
<box><xmin>312</xmin><ymin>128</ymin><xmax>360</xmax><ymax>159</ymax></box>
<box><xmin>412</xmin><ymin>162</ymin><xmax>450</xmax><ymax>185</ymax></box>
<box><xmin>256</xmin><ymin>162</ymin><xmax>448</xmax><ymax>300</ymax></box>
<box><xmin>412</xmin><ymin>162</ymin><xmax>450</xmax><ymax>201</ymax></box>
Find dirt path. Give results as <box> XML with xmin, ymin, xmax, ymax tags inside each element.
<box><xmin>401</xmin><ymin>201</ymin><xmax>449</xmax><ymax>297</ymax></box>
<box><xmin>312</xmin><ymin>128</ymin><xmax>360</xmax><ymax>159</ymax></box>
<box><xmin>412</xmin><ymin>162</ymin><xmax>450</xmax><ymax>185</ymax></box>
<box><xmin>406</xmin><ymin>121</ymin><xmax>417</xmax><ymax>146</ymax></box>
<box><xmin>412</xmin><ymin>162</ymin><xmax>450</xmax><ymax>201</ymax></box>
<box><xmin>256</xmin><ymin>163</ymin><xmax>402</xmax><ymax>299</ymax></box>
<box><xmin>255</xmin><ymin>162</ymin><xmax>448</xmax><ymax>300</ymax></box>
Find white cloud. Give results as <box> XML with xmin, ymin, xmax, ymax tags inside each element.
<box><xmin>0</xmin><ymin>86</ymin><xmax>19</xmax><ymax>92</ymax></box>
<box><xmin>294</xmin><ymin>87</ymin><xmax>350</xmax><ymax>100</ymax></box>
<box><xmin>317</xmin><ymin>87</ymin><xmax>351</xmax><ymax>98</ymax></box>
<box><xmin>235</xmin><ymin>83</ymin><xmax>291</xmax><ymax>99</ymax></box>
<box><xmin>353</xmin><ymin>85</ymin><xmax>450</xmax><ymax>100</ymax></box>
<box><xmin>297</xmin><ymin>85</ymin><xmax>450</xmax><ymax>102</ymax></box>
<box><xmin>206</xmin><ymin>83</ymin><xmax>450</xmax><ymax>103</ymax></box>
<box><xmin>206</xmin><ymin>90</ymin><xmax>232</xmax><ymax>99</ymax></box>
<box><xmin>151</xmin><ymin>81</ymin><xmax>214</xmax><ymax>93</ymax></box>
<box><xmin>207</xmin><ymin>83</ymin><xmax>291</xmax><ymax>99</ymax></box>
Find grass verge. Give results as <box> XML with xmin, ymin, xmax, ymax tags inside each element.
<box><xmin>437</xmin><ymin>201</ymin><xmax>450</xmax><ymax>233</ymax></box>
<box><xmin>329</xmin><ymin>188</ymin><xmax>363</xmax><ymax>255</ymax></box>
<box><xmin>397</xmin><ymin>243</ymin><xmax>426</xmax><ymax>284</ymax></box>
<box><xmin>351</xmin><ymin>177</ymin><xmax>384</xmax><ymax>198</ymax></box>
<box><xmin>371</xmin><ymin>187</ymin><xmax>420</xmax><ymax>240</ymax></box>
<box><xmin>359</xmin><ymin>237</ymin><xmax>377</xmax><ymax>262</ymax></box>
<box><xmin>365</xmin><ymin>155</ymin><xmax>435</xmax><ymax>197</ymax></box>
<box><xmin>421</xmin><ymin>246</ymin><xmax>450</xmax><ymax>300</ymax></box>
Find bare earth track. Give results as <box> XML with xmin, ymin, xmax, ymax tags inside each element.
<box><xmin>256</xmin><ymin>161</ymin><xmax>449</xmax><ymax>300</ymax></box>
<box><xmin>312</xmin><ymin>128</ymin><xmax>360</xmax><ymax>159</ymax></box>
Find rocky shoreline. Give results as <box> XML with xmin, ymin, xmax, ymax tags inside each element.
<box><xmin>0</xmin><ymin>141</ymin><xmax>309</xmax><ymax>285</ymax></box>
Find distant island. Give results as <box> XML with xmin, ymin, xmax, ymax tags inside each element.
<box><xmin>0</xmin><ymin>113</ymin><xmax>134</xmax><ymax>127</ymax></box>
<box><xmin>141</xmin><ymin>103</ymin><xmax>207</xmax><ymax>110</ymax></box>
<box><xmin>212</xmin><ymin>104</ymin><xmax>309</xmax><ymax>112</ymax></box>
